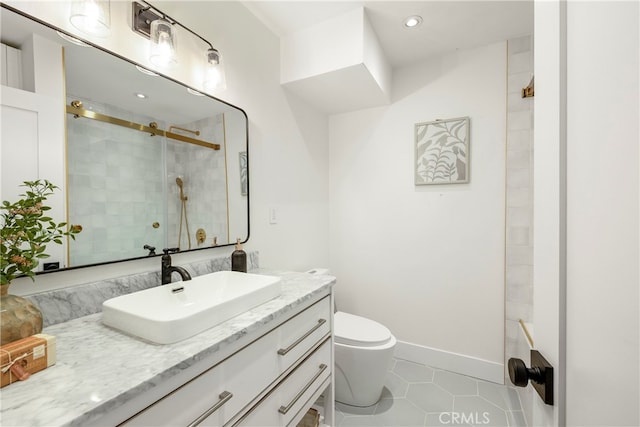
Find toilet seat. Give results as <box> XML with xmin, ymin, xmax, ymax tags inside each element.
<box><xmin>334</xmin><ymin>311</ymin><xmax>392</xmax><ymax>347</ymax></box>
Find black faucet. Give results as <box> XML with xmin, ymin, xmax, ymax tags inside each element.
<box><xmin>161</xmin><ymin>248</ymin><xmax>192</xmax><ymax>285</ymax></box>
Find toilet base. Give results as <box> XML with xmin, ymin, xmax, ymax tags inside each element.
<box><xmin>334</xmin><ymin>337</ymin><xmax>396</xmax><ymax>407</ymax></box>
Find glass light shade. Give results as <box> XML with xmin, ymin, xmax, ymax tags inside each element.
<box><xmin>149</xmin><ymin>19</ymin><xmax>177</xmax><ymax>67</ymax></box>
<box><xmin>203</xmin><ymin>48</ymin><xmax>226</xmax><ymax>92</ymax></box>
<box><xmin>69</xmin><ymin>0</ymin><xmax>110</xmax><ymax>37</ymax></box>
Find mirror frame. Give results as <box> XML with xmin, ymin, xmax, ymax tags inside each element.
<box><xmin>1</xmin><ymin>3</ymin><xmax>250</xmax><ymax>275</ymax></box>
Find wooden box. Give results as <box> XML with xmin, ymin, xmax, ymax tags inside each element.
<box><xmin>0</xmin><ymin>334</ymin><xmax>56</xmax><ymax>387</ymax></box>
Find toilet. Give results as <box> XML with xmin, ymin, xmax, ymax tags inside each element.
<box><xmin>306</xmin><ymin>268</ymin><xmax>396</xmax><ymax>407</ymax></box>
<box><xmin>333</xmin><ymin>311</ymin><xmax>396</xmax><ymax>407</ymax></box>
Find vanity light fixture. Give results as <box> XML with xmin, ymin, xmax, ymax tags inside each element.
<box><xmin>132</xmin><ymin>2</ymin><xmax>177</xmax><ymax>66</ymax></box>
<box><xmin>149</xmin><ymin>17</ymin><xmax>177</xmax><ymax>67</ymax></box>
<box><xmin>131</xmin><ymin>1</ymin><xmax>225</xmax><ymax>90</ymax></box>
<box><xmin>403</xmin><ymin>15</ymin><xmax>423</xmax><ymax>29</ymax></box>
<box><xmin>69</xmin><ymin>0</ymin><xmax>111</xmax><ymax>37</ymax></box>
<box><xmin>203</xmin><ymin>48</ymin><xmax>226</xmax><ymax>91</ymax></box>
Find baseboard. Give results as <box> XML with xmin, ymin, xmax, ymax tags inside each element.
<box><xmin>394</xmin><ymin>340</ymin><xmax>505</xmax><ymax>384</ymax></box>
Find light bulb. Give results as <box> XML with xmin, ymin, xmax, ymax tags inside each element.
<box><xmin>203</xmin><ymin>48</ymin><xmax>226</xmax><ymax>91</ymax></box>
<box><xmin>149</xmin><ymin>19</ymin><xmax>177</xmax><ymax>67</ymax></box>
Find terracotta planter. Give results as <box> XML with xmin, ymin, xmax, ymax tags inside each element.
<box><xmin>0</xmin><ymin>284</ymin><xmax>43</xmax><ymax>345</ymax></box>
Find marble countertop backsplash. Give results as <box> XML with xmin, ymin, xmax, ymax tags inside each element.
<box><xmin>27</xmin><ymin>251</ymin><xmax>260</xmax><ymax>327</ymax></box>
<box><xmin>0</xmin><ymin>267</ymin><xmax>335</xmax><ymax>427</ymax></box>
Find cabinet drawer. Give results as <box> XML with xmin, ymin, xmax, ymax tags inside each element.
<box><xmin>122</xmin><ymin>339</ymin><xmax>274</xmax><ymax>427</ymax></box>
<box><xmin>274</xmin><ymin>296</ymin><xmax>331</xmax><ymax>368</ymax></box>
<box><xmin>123</xmin><ymin>296</ymin><xmax>331</xmax><ymax>427</ymax></box>
<box><xmin>233</xmin><ymin>338</ymin><xmax>332</xmax><ymax>427</ymax></box>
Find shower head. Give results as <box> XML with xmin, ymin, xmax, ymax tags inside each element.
<box><xmin>176</xmin><ymin>176</ymin><xmax>187</xmax><ymax>201</ymax></box>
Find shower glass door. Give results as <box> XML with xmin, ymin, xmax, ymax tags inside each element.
<box><xmin>66</xmin><ymin>99</ymin><xmax>166</xmax><ymax>265</ymax></box>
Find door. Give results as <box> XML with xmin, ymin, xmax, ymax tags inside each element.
<box><xmin>532</xmin><ymin>1</ymin><xmax>566</xmax><ymax>425</ymax></box>
<box><xmin>532</xmin><ymin>2</ymin><xmax>640</xmax><ymax>427</ymax></box>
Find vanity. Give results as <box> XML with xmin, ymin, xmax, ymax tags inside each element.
<box><xmin>0</xmin><ymin>271</ymin><xmax>335</xmax><ymax>427</ymax></box>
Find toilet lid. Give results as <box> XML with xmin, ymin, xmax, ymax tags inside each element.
<box><xmin>334</xmin><ymin>311</ymin><xmax>392</xmax><ymax>347</ymax></box>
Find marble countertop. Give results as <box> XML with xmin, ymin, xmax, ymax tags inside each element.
<box><xmin>0</xmin><ymin>270</ymin><xmax>335</xmax><ymax>427</ymax></box>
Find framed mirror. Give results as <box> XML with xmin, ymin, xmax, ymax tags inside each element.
<box><xmin>0</xmin><ymin>4</ymin><xmax>249</xmax><ymax>271</ymax></box>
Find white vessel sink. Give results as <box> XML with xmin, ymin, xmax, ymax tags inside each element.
<box><xmin>102</xmin><ymin>271</ymin><xmax>281</xmax><ymax>344</ymax></box>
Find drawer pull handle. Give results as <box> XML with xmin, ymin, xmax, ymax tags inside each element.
<box><xmin>278</xmin><ymin>364</ymin><xmax>327</xmax><ymax>415</ymax></box>
<box><xmin>277</xmin><ymin>319</ymin><xmax>326</xmax><ymax>356</ymax></box>
<box><xmin>188</xmin><ymin>391</ymin><xmax>233</xmax><ymax>427</ymax></box>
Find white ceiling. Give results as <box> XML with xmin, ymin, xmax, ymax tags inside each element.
<box><xmin>243</xmin><ymin>1</ymin><xmax>534</xmax><ymax>68</ymax></box>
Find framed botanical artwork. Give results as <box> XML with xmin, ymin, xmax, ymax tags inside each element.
<box><xmin>414</xmin><ymin>116</ymin><xmax>470</xmax><ymax>185</ymax></box>
<box><xmin>239</xmin><ymin>151</ymin><xmax>248</xmax><ymax>196</ymax></box>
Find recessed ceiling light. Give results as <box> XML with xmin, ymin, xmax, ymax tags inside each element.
<box><xmin>135</xmin><ymin>65</ymin><xmax>159</xmax><ymax>76</ymax></box>
<box><xmin>135</xmin><ymin>92</ymin><xmax>147</xmax><ymax>99</ymax></box>
<box><xmin>403</xmin><ymin>15</ymin><xmax>423</xmax><ymax>29</ymax></box>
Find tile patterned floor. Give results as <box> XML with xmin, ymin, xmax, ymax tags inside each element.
<box><xmin>334</xmin><ymin>358</ymin><xmax>526</xmax><ymax>427</ymax></box>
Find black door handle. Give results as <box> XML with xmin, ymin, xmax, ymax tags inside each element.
<box><xmin>508</xmin><ymin>350</ymin><xmax>554</xmax><ymax>405</ymax></box>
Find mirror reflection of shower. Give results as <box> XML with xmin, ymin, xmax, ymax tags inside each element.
<box><xmin>176</xmin><ymin>176</ymin><xmax>191</xmax><ymax>250</ymax></box>
<box><xmin>65</xmin><ymin>89</ymin><xmax>232</xmax><ymax>265</ymax></box>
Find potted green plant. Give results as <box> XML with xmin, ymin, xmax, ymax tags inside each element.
<box><xmin>0</xmin><ymin>180</ymin><xmax>81</xmax><ymax>345</ymax></box>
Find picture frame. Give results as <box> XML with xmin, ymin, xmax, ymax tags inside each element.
<box><xmin>414</xmin><ymin>116</ymin><xmax>470</xmax><ymax>185</ymax></box>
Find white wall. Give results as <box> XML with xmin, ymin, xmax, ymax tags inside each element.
<box><xmin>1</xmin><ymin>33</ymin><xmax>67</xmax><ymax>269</ymax></box>
<box><xmin>280</xmin><ymin>8</ymin><xmax>363</xmax><ymax>84</ymax></box>
<box><xmin>565</xmin><ymin>1</ymin><xmax>639</xmax><ymax>425</ymax></box>
<box><xmin>280</xmin><ymin>8</ymin><xmax>391</xmax><ymax>114</ymax></box>
<box><xmin>5</xmin><ymin>1</ymin><xmax>330</xmax><ymax>294</ymax></box>
<box><xmin>329</xmin><ymin>42</ymin><xmax>506</xmax><ymax>377</ymax></box>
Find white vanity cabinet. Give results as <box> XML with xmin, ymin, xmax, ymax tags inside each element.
<box><xmin>121</xmin><ymin>295</ymin><xmax>333</xmax><ymax>427</ymax></box>
<box><xmin>235</xmin><ymin>339</ymin><xmax>331</xmax><ymax>426</ymax></box>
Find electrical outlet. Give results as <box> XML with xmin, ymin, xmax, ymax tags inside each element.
<box><xmin>269</xmin><ymin>207</ymin><xmax>278</xmax><ymax>224</ymax></box>
<box><xmin>43</xmin><ymin>262</ymin><xmax>60</xmax><ymax>271</ymax></box>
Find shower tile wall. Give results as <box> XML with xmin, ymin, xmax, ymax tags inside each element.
<box><xmin>166</xmin><ymin>114</ymin><xmax>227</xmax><ymax>250</ymax></box>
<box><xmin>67</xmin><ymin>97</ymin><xmax>228</xmax><ymax>265</ymax></box>
<box><xmin>67</xmin><ymin>96</ymin><xmax>164</xmax><ymax>265</ymax></box>
<box><xmin>505</xmin><ymin>36</ymin><xmax>534</xmax><ymax>374</ymax></box>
